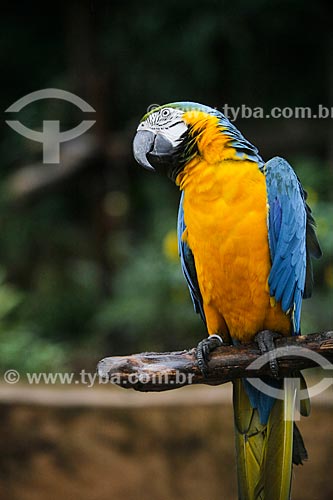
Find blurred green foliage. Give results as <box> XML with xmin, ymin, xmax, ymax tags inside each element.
<box><xmin>0</xmin><ymin>1</ymin><xmax>332</xmax><ymax>372</ymax></box>
<box><xmin>0</xmin><ymin>269</ymin><xmax>66</xmax><ymax>372</ymax></box>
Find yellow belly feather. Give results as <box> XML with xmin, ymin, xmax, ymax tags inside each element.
<box><xmin>178</xmin><ymin>158</ymin><xmax>291</xmax><ymax>342</ymax></box>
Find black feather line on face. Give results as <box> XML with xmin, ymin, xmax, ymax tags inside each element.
<box><xmin>168</xmin><ymin>125</ymin><xmax>201</xmax><ymax>182</ymax></box>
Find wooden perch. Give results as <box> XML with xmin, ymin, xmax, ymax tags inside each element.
<box><xmin>97</xmin><ymin>331</ymin><xmax>333</xmax><ymax>392</ymax></box>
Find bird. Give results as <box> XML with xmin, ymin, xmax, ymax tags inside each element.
<box><xmin>133</xmin><ymin>101</ymin><xmax>322</xmax><ymax>500</ymax></box>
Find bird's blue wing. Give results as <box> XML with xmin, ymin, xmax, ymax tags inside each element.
<box><xmin>177</xmin><ymin>192</ymin><xmax>206</xmax><ymax>323</ymax></box>
<box><xmin>265</xmin><ymin>157</ymin><xmax>321</xmax><ymax>334</ymax></box>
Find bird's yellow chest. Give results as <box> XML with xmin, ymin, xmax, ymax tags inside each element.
<box><xmin>178</xmin><ymin>159</ymin><xmax>291</xmax><ymax>342</ymax></box>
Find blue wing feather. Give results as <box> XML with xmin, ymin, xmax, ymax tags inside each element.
<box><xmin>177</xmin><ymin>192</ymin><xmax>206</xmax><ymax>323</ymax></box>
<box><xmin>246</xmin><ymin>157</ymin><xmax>322</xmax><ymax>423</ymax></box>
<box><xmin>246</xmin><ymin>157</ymin><xmax>308</xmax><ymax>423</ymax></box>
<box><xmin>265</xmin><ymin>157</ymin><xmax>308</xmax><ymax>334</ymax></box>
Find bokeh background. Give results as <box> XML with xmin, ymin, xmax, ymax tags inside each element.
<box><xmin>0</xmin><ymin>1</ymin><xmax>332</xmax><ymax>499</ymax></box>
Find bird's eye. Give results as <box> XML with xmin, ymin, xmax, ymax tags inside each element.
<box><xmin>161</xmin><ymin>109</ymin><xmax>170</xmax><ymax>118</ymax></box>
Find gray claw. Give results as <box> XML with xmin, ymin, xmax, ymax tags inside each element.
<box><xmin>196</xmin><ymin>334</ymin><xmax>223</xmax><ymax>377</ymax></box>
<box><xmin>254</xmin><ymin>330</ymin><xmax>281</xmax><ymax>378</ymax></box>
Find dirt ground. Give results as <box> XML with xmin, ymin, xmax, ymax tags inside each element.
<box><xmin>0</xmin><ymin>384</ymin><xmax>332</xmax><ymax>500</ymax></box>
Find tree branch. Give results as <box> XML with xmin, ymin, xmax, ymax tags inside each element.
<box><xmin>97</xmin><ymin>331</ymin><xmax>333</xmax><ymax>392</ymax></box>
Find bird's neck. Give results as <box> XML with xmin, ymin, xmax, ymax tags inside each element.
<box><xmin>176</xmin><ymin>156</ymin><xmax>263</xmax><ymax>196</ymax></box>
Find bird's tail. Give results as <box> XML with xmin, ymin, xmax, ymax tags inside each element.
<box><xmin>233</xmin><ymin>377</ymin><xmax>308</xmax><ymax>500</ymax></box>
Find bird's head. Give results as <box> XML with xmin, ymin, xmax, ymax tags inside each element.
<box><xmin>133</xmin><ymin>102</ymin><xmax>262</xmax><ymax>183</ymax></box>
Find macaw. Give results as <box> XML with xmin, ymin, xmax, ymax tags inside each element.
<box><xmin>133</xmin><ymin>102</ymin><xmax>322</xmax><ymax>500</ymax></box>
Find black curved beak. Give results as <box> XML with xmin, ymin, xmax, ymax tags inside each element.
<box><xmin>133</xmin><ymin>130</ymin><xmax>175</xmax><ymax>172</ymax></box>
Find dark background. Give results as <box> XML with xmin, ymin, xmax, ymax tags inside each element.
<box><xmin>0</xmin><ymin>2</ymin><xmax>332</xmax><ymax>500</ymax></box>
<box><xmin>0</xmin><ymin>1</ymin><xmax>332</xmax><ymax>372</ymax></box>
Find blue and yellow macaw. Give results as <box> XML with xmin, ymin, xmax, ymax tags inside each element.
<box><xmin>133</xmin><ymin>102</ymin><xmax>322</xmax><ymax>500</ymax></box>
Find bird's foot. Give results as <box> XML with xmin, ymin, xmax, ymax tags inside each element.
<box><xmin>254</xmin><ymin>330</ymin><xmax>282</xmax><ymax>378</ymax></box>
<box><xmin>196</xmin><ymin>334</ymin><xmax>223</xmax><ymax>377</ymax></box>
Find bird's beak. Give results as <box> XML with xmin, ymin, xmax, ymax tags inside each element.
<box><xmin>133</xmin><ymin>130</ymin><xmax>175</xmax><ymax>172</ymax></box>
<box><xmin>133</xmin><ymin>130</ymin><xmax>156</xmax><ymax>171</ymax></box>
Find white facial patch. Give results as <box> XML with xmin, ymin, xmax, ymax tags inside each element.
<box><xmin>137</xmin><ymin>107</ymin><xmax>188</xmax><ymax>147</ymax></box>
<box><xmin>162</xmin><ymin>120</ymin><xmax>188</xmax><ymax>146</ymax></box>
